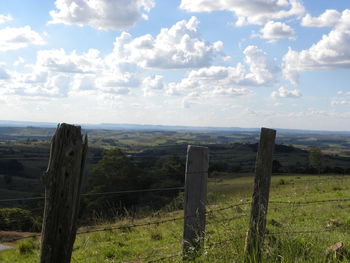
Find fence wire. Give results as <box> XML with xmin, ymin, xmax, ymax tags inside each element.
<box><xmin>269</xmin><ymin>198</ymin><xmax>350</xmax><ymax>206</ymax></box>
<box><xmin>0</xmin><ymin>186</ymin><xmax>185</xmax><ymax>203</ymax></box>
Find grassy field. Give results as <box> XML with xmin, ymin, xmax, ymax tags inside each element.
<box><xmin>1</xmin><ymin>173</ymin><xmax>350</xmax><ymax>262</ymax></box>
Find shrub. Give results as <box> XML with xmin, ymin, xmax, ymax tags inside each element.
<box><xmin>18</xmin><ymin>239</ymin><xmax>38</xmax><ymax>255</ymax></box>
<box><xmin>0</xmin><ymin>208</ymin><xmax>40</xmax><ymax>232</ymax></box>
<box><xmin>278</xmin><ymin>179</ymin><xmax>286</xmax><ymax>185</ymax></box>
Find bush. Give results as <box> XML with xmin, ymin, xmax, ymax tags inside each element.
<box><xmin>18</xmin><ymin>239</ymin><xmax>38</xmax><ymax>255</ymax></box>
<box><xmin>0</xmin><ymin>208</ymin><xmax>40</xmax><ymax>232</ymax></box>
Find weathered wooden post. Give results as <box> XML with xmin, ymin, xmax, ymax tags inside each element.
<box><xmin>245</xmin><ymin>128</ymin><xmax>276</xmax><ymax>262</ymax></box>
<box><xmin>40</xmin><ymin>123</ymin><xmax>88</xmax><ymax>263</ymax></box>
<box><xmin>183</xmin><ymin>145</ymin><xmax>209</xmax><ymax>260</ymax></box>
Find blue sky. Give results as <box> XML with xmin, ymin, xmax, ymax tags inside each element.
<box><xmin>0</xmin><ymin>0</ymin><xmax>349</xmax><ymax>130</ymax></box>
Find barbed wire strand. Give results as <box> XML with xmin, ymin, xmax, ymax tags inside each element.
<box><xmin>1</xmin><ymin>202</ymin><xmax>250</xmax><ymax>242</ymax></box>
<box><xmin>0</xmin><ymin>186</ymin><xmax>186</xmax><ymax>203</ymax></box>
<box><xmin>269</xmin><ymin>198</ymin><xmax>350</xmax><ymax>205</ymax></box>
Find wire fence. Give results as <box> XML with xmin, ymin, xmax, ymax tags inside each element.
<box><xmin>0</xmin><ymin>186</ymin><xmax>186</xmax><ymax>203</ymax></box>
<box><xmin>1</xmin><ymin>163</ymin><xmax>350</xmax><ymax>262</ymax></box>
<box><xmin>2</xmin><ymin>195</ymin><xmax>349</xmax><ymax>242</ymax></box>
<box><xmin>2</xmin><ymin>176</ymin><xmax>350</xmax><ymax>203</ymax></box>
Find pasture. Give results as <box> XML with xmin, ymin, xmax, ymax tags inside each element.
<box><xmin>1</xmin><ymin>173</ymin><xmax>350</xmax><ymax>262</ymax></box>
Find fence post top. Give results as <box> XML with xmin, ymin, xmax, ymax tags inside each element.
<box><xmin>260</xmin><ymin>127</ymin><xmax>276</xmax><ymax>134</ymax></box>
<box><xmin>57</xmin><ymin>123</ymin><xmax>81</xmax><ymax>129</ymax></box>
<box><xmin>187</xmin><ymin>145</ymin><xmax>208</xmax><ymax>150</ymax></box>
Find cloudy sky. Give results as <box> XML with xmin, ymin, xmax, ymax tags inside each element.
<box><xmin>0</xmin><ymin>0</ymin><xmax>349</xmax><ymax>130</ymax></box>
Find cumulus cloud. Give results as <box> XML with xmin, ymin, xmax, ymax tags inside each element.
<box><xmin>180</xmin><ymin>0</ymin><xmax>305</xmax><ymax>26</ymax></box>
<box><xmin>260</xmin><ymin>21</ymin><xmax>295</xmax><ymax>40</ymax></box>
<box><xmin>72</xmin><ymin>75</ymin><xmax>96</xmax><ymax>91</ymax></box>
<box><xmin>142</xmin><ymin>75</ymin><xmax>164</xmax><ymax>96</ymax></box>
<box><xmin>2</xmin><ymin>16</ymin><xmax>225</xmax><ymax>99</ymax></box>
<box><xmin>96</xmin><ymin>71</ymin><xmax>138</xmax><ymax>95</ymax></box>
<box><xmin>36</xmin><ymin>48</ymin><xmax>103</xmax><ymax>73</ymax></box>
<box><xmin>107</xmin><ymin>16</ymin><xmax>223</xmax><ymax>69</ymax></box>
<box><xmin>5</xmin><ymin>70</ymin><xmax>71</xmax><ymax>98</ymax></box>
<box><xmin>3</xmin><ymin>45</ymin><xmax>141</xmax><ymax>98</ymax></box>
<box><xmin>243</xmin><ymin>45</ymin><xmax>279</xmax><ymax>85</ymax></box>
<box><xmin>0</xmin><ymin>26</ymin><xmax>45</xmax><ymax>51</ymax></box>
<box><xmin>271</xmin><ymin>87</ymin><xmax>301</xmax><ymax>98</ymax></box>
<box><xmin>166</xmin><ymin>68</ymin><xmax>254</xmax><ymax>98</ymax></box>
<box><xmin>166</xmin><ymin>45</ymin><xmax>278</xmax><ymax>97</ymax></box>
<box><xmin>301</xmin><ymin>9</ymin><xmax>350</xmax><ymax>29</ymax></box>
<box><xmin>294</xmin><ymin>9</ymin><xmax>350</xmax><ymax>85</ymax></box>
<box><xmin>283</xmin><ymin>28</ymin><xmax>350</xmax><ymax>85</ymax></box>
<box><xmin>301</xmin><ymin>9</ymin><xmax>341</xmax><ymax>28</ymax></box>
<box><xmin>182</xmin><ymin>92</ymin><xmax>201</xmax><ymax>108</ymax></box>
<box><xmin>49</xmin><ymin>0</ymin><xmax>155</xmax><ymax>30</ymax></box>
<box><xmin>0</xmin><ymin>14</ymin><xmax>12</xmax><ymax>24</ymax></box>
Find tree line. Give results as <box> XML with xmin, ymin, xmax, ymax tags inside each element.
<box><xmin>1</xmin><ymin>145</ymin><xmax>349</xmax><ymax>231</ymax></box>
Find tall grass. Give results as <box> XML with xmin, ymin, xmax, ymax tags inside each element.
<box><xmin>1</xmin><ymin>174</ymin><xmax>350</xmax><ymax>262</ymax></box>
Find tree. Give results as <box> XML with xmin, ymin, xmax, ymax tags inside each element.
<box><xmin>84</xmin><ymin>148</ymin><xmax>142</xmax><ymax>216</ymax></box>
<box><xmin>309</xmin><ymin>147</ymin><xmax>323</xmax><ymax>174</ymax></box>
<box><xmin>82</xmin><ymin>149</ymin><xmax>185</xmax><ymax>220</ymax></box>
<box><xmin>153</xmin><ymin>154</ymin><xmax>185</xmax><ymax>188</ymax></box>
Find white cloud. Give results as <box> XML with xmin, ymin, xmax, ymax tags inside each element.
<box><xmin>49</xmin><ymin>0</ymin><xmax>155</xmax><ymax>30</ymax></box>
<box><xmin>72</xmin><ymin>75</ymin><xmax>96</xmax><ymax>91</ymax></box>
<box><xmin>142</xmin><ymin>75</ymin><xmax>164</xmax><ymax>96</ymax></box>
<box><xmin>5</xmin><ymin>71</ymin><xmax>71</xmax><ymax>98</ymax></box>
<box><xmin>180</xmin><ymin>0</ymin><xmax>305</xmax><ymax>26</ymax></box>
<box><xmin>0</xmin><ymin>26</ymin><xmax>45</xmax><ymax>51</ymax></box>
<box><xmin>2</xmin><ymin>16</ymin><xmax>225</xmax><ymax>99</ymax></box>
<box><xmin>331</xmin><ymin>99</ymin><xmax>350</xmax><ymax>105</ymax></box>
<box><xmin>36</xmin><ymin>48</ymin><xmax>103</xmax><ymax>73</ymax></box>
<box><xmin>271</xmin><ymin>86</ymin><xmax>301</xmax><ymax>98</ymax></box>
<box><xmin>3</xmin><ymin>44</ymin><xmax>143</xmax><ymax>98</ymax></box>
<box><xmin>337</xmin><ymin>91</ymin><xmax>350</xmax><ymax>95</ymax></box>
<box><xmin>96</xmin><ymin>71</ymin><xmax>139</xmax><ymax>95</ymax></box>
<box><xmin>0</xmin><ymin>14</ymin><xmax>12</xmax><ymax>24</ymax></box>
<box><xmin>182</xmin><ymin>92</ymin><xmax>200</xmax><ymax>108</ymax></box>
<box><xmin>260</xmin><ymin>21</ymin><xmax>295</xmax><ymax>40</ymax></box>
<box><xmin>19</xmin><ymin>70</ymin><xmax>48</xmax><ymax>84</ymax></box>
<box><xmin>301</xmin><ymin>9</ymin><xmax>350</xmax><ymax>29</ymax></box>
<box><xmin>243</xmin><ymin>45</ymin><xmax>279</xmax><ymax>85</ymax></box>
<box><xmin>107</xmin><ymin>16</ymin><xmax>223</xmax><ymax>69</ymax></box>
<box><xmin>283</xmin><ymin>28</ymin><xmax>350</xmax><ymax>85</ymax></box>
<box><xmin>331</xmin><ymin>91</ymin><xmax>350</xmax><ymax>105</ymax></box>
<box><xmin>301</xmin><ymin>9</ymin><xmax>341</xmax><ymax>28</ymax></box>
<box><xmin>166</xmin><ymin>45</ymin><xmax>278</xmax><ymax>97</ymax></box>
<box><xmin>212</xmin><ymin>87</ymin><xmax>254</xmax><ymax>96</ymax></box>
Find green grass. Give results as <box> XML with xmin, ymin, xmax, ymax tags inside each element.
<box><xmin>1</xmin><ymin>174</ymin><xmax>350</xmax><ymax>262</ymax></box>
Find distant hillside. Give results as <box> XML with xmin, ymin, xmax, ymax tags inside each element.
<box><xmin>1</xmin><ymin>120</ymin><xmax>350</xmax><ymax>135</ymax></box>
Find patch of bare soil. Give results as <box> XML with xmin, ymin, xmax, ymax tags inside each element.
<box><xmin>0</xmin><ymin>231</ymin><xmax>40</xmax><ymax>243</ymax></box>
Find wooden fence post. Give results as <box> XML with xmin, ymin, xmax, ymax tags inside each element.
<box><xmin>40</xmin><ymin>123</ymin><xmax>88</xmax><ymax>263</ymax></box>
<box><xmin>183</xmin><ymin>145</ymin><xmax>209</xmax><ymax>260</ymax></box>
<box><xmin>245</xmin><ymin>127</ymin><xmax>276</xmax><ymax>262</ymax></box>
